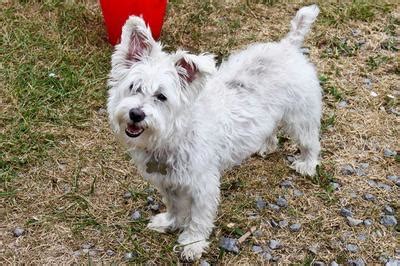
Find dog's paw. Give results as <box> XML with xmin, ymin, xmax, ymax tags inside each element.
<box><xmin>179</xmin><ymin>239</ymin><xmax>208</xmax><ymax>261</ymax></box>
<box><xmin>147</xmin><ymin>213</ymin><xmax>174</xmax><ymax>233</ymax></box>
<box><xmin>258</xmin><ymin>137</ymin><xmax>278</xmax><ymax>158</ymax></box>
<box><xmin>291</xmin><ymin>159</ymin><xmax>318</xmax><ymax>176</ymax></box>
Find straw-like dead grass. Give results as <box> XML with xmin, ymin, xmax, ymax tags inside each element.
<box><xmin>1</xmin><ymin>0</ymin><xmax>399</xmax><ymax>264</ymax></box>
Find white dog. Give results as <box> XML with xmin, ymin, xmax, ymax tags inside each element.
<box><xmin>107</xmin><ymin>5</ymin><xmax>321</xmax><ymax>260</ymax></box>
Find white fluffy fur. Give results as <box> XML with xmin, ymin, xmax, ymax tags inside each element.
<box><xmin>107</xmin><ymin>5</ymin><xmax>321</xmax><ymax>260</ymax></box>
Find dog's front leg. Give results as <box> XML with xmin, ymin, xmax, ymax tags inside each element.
<box><xmin>178</xmin><ymin>172</ymin><xmax>220</xmax><ymax>261</ymax></box>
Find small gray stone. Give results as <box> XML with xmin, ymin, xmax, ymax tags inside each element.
<box><xmin>269</xmin><ymin>239</ymin><xmax>281</xmax><ymax>250</ymax></box>
<box><xmin>276</xmin><ymin>197</ymin><xmax>288</xmax><ymax>208</ymax></box>
<box><xmin>262</xmin><ymin>252</ymin><xmax>272</xmax><ymax>261</ymax></box>
<box><xmin>81</xmin><ymin>243</ymin><xmax>94</xmax><ymax>249</ymax></box>
<box><xmin>106</xmin><ymin>249</ymin><xmax>115</xmax><ymax>256</ymax></box>
<box><xmin>88</xmin><ymin>250</ymin><xmax>97</xmax><ymax>256</ymax></box>
<box><xmin>81</xmin><ymin>248</ymin><xmax>90</xmax><ymax>254</ymax></box>
<box><xmin>384</xmin><ymin>148</ymin><xmax>397</xmax><ymax>157</ymax></box>
<box><xmin>351</xmin><ymin>29</ymin><xmax>361</xmax><ymax>36</ymax></box>
<box><xmin>367</xmin><ymin>179</ymin><xmax>378</xmax><ymax>187</ymax></box>
<box><xmin>330</xmin><ymin>182</ymin><xmax>340</xmax><ymax>190</ymax></box>
<box><xmin>387</xmin><ymin>175</ymin><xmax>399</xmax><ymax>182</ymax></box>
<box><xmin>200</xmin><ymin>260</ymin><xmax>211</xmax><ymax>266</ymax></box>
<box><xmin>290</xmin><ymin>223</ymin><xmax>301</xmax><ymax>232</ymax></box>
<box><xmin>357</xmin><ymin>234</ymin><xmax>367</xmax><ymax>241</ymax></box>
<box><xmin>294</xmin><ymin>189</ymin><xmax>304</xmax><ymax>197</ymax></box>
<box><xmin>219</xmin><ymin>237</ymin><xmax>239</xmax><ymax>253</ymax></box>
<box><xmin>124</xmin><ymin>252</ymin><xmax>137</xmax><ymax>261</ymax></box>
<box><xmin>279</xmin><ymin>219</ymin><xmax>288</xmax><ymax>228</ymax></box>
<box><xmin>253</xmin><ymin>230</ymin><xmax>263</xmax><ymax>238</ymax></box>
<box><xmin>363</xmin><ymin>219</ymin><xmax>373</xmax><ymax>226</ymax></box>
<box><xmin>363</xmin><ymin>193</ymin><xmax>375</xmax><ymax>201</ymax></box>
<box><xmin>13</xmin><ymin>227</ymin><xmax>25</xmax><ymax>237</ymax></box>
<box><xmin>252</xmin><ymin>245</ymin><xmax>263</xmax><ymax>254</ymax></box>
<box><xmin>381</xmin><ymin>215</ymin><xmax>397</xmax><ymax>226</ymax></box>
<box><xmin>72</xmin><ymin>250</ymin><xmax>81</xmax><ymax>257</ymax></box>
<box><xmin>147</xmin><ymin>196</ymin><xmax>154</xmax><ymax>204</ymax></box>
<box><xmin>377</xmin><ymin>182</ymin><xmax>392</xmax><ymax>191</ymax></box>
<box><xmin>280</xmin><ymin>180</ymin><xmax>294</xmax><ymax>188</ymax></box>
<box><xmin>123</xmin><ymin>191</ymin><xmax>132</xmax><ymax>199</ymax></box>
<box><xmin>346</xmin><ymin>243</ymin><xmax>359</xmax><ymax>253</ymax></box>
<box><xmin>396</xmin><ymin>180</ymin><xmax>400</xmax><ymax>187</ymax></box>
<box><xmin>363</xmin><ymin>78</ymin><xmax>372</xmax><ymax>88</ymax></box>
<box><xmin>272</xmin><ymin>255</ymin><xmax>280</xmax><ymax>262</ymax></box>
<box><xmin>340</xmin><ymin>208</ymin><xmax>353</xmax><ymax>217</ymax></box>
<box><xmin>270</xmin><ymin>219</ymin><xmax>279</xmax><ymax>227</ymax></box>
<box><xmin>383</xmin><ymin>205</ymin><xmax>394</xmax><ymax>215</ymax></box>
<box><xmin>131</xmin><ymin>210</ymin><xmax>141</xmax><ymax>220</ymax></box>
<box><xmin>338</xmin><ymin>100</ymin><xmax>348</xmax><ymax>108</ymax></box>
<box><xmin>308</xmin><ymin>244</ymin><xmax>319</xmax><ymax>254</ymax></box>
<box><xmin>348</xmin><ymin>258</ymin><xmax>365</xmax><ymax>266</ymax></box>
<box><xmin>347</xmin><ymin>216</ymin><xmax>363</xmax><ymax>226</ymax></box>
<box><xmin>330</xmin><ymin>261</ymin><xmax>339</xmax><ymax>266</ymax></box>
<box><xmin>150</xmin><ymin>203</ymin><xmax>159</xmax><ymax>212</ymax></box>
<box><xmin>355</xmin><ymin>163</ymin><xmax>369</xmax><ymax>176</ymax></box>
<box><xmin>313</xmin><ymin>261</ymin><xmax>326</xmax><ymax>266</ymax></box>
<box><xmin>287</xmin><ymin>155</ymin><xmax>296</xmax><ymax>163</ymax></box>
<box><xmin>386</xmin><ymin>258</ymin><xmax>400</xmax><ymax>266</ymax></box>
<box><xmin>256</xmin><ymin>198</ymin><xmax>266</xmax><ymax>210</ymax></box>
<box><xmin>268</xmin><ymin>203</ymin><xmax>280</xmax><ymax>211</ymax></box>
<box><xmin>341</xmin><ymin>164</ymin><xmax>355</xmax><ymax>175</ymax></box>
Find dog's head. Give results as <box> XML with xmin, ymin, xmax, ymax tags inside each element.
<box><xmin>107</xmin><ymin>16</ymin><xmax>216</xmax><ymax>149</ymax></box>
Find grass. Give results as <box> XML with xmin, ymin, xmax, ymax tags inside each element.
<box><xmin>1</xmin><ymin>0</ymin><xmax>399</xmax><ymax>264</ymax></box>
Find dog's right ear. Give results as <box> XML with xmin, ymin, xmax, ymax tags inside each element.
<box><xmin>112</xmin><ymin>16</ymin><xmax>156</xmax><ymax>69</ymax></box>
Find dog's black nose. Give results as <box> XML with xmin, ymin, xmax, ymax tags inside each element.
<box><xmin>129</xmin><ymin>108</ymin><xmax>145</xmax><ymax>122</ymax></box>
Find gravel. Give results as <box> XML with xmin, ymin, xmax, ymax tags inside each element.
<box><xmin>147</xmin><ymin>196</ymin><xmax>154</xmax><ymax>204</ymax></box>
<box><xmin>383</xmin><ymin>148</ymin><xmax>397</xmax><ymax>157</ymax></box>
<box><xmin>123</xmin><ymin>191</ymin><xmax>132</xmax><ymax>199</ymax></box>
<box><xmin>124</xmin><ymin>252</ymin><xmax>137</xmax><ymax>261</ymax></box>
<box><xmin>355</xmin><ymin>163</ymin><xmax>369</xmax><ymax>176</ymax></box>
<box><xmin>347</xmin><ymin>216</ymin><xmax>363</xmax><ymax>226</ymax></box>
<box><xmin>253</xmin><ymin>230</ymin><xmax>263</xmax><ymax>238</ymax></box>
<box><xmin>280</xmin><ymin>180</ymin><xmax>294</xmax><ymax>188</ymax></box>
<box><xmin>81</xmin><ymin>243</ymin><xmax>94</xmax><ymax>249</ymax></box>
<box><xmin>219</xmin><ymin>237</ymin><xmax>239</xmax><ymax>253</ymax></box>
<box><xmin>363</xmin><ymin>219</ymin><xmax>373</xmax><ymax>226</ymax></box>
<box><xmin>337</xmin><ymin>100</ymin><xmax>348</xmax><ymax>108</ymax></box>
<box><xmin>313</xmin><ymin>261</ymin><xmax>325</xmax><ymax>266</ymax></box>
<box><xmin>256</xmin><ymin>198</ymin><xmax>266</xmax><ymax>210</ymax></box>
<box><xmin>348</xmin><ymin>258</ymin><xmax>365</xmax><ymax>266</ymax></box>
<box><xmin>268</xmin><ymin>203</ymin><xmax>280</xmax><ymax>211</ymax></box>
<box><xmin>340</xmin><ymin>164</ymin><xmax>355</xmax><ymax>175</ymax></box>
<box><xmin>106</xmin><ymin>249</ymin><xmax>115</xmax><ymax>256</ymax></box>
<box><xmin>300</xmin><ymin>47</ymin><xmax>310</xmax><ymax>55</ymax></box>
<box><xmin>381</xmin><ymin>215</ymin><xmax>397</xmax><ymax>226</ymax></box>
<box><xmin>252</xmin><ymin>245</ymin><xmax>263</xmax><ymax>254</ymax></box>
<box><xmin>383</xmin><ymin>205</ymin><xmax>394</xmax><ymax>215</ymax></box>
<box><xmin>386</xmin><ymin>258</ymin><xmax>400</xmax><ymax>266</ymax></box>
<box><xmin>13</xmin><ymin>227</ymin><xmax>25</xmax><ymax>237</ymax></box>
<box><xmin>261</xmin><ymin>252</ymin><xmax>272</xmax><ymax>261</ymax></box>
<box><xmin>270</xmin><ymin>219</ymin><xmax>279</xmax><ymax>227</ymax></box>
<box><xmin>367</xmin><ymin>179</ymin><xmax>378</xmax><ymax>187</ymax></box>
<box><xmin>345</xmin><ymin>244</ymin><xmax>359</xmax><ymax>253</ymax></box>
<box><xmin>387</xmin><ymin>175</ymin><xmax>399</xmax><ymax>182</ymax></box>
<box><xmin>149</xmin><ymin>203</ymin><xmax>160</xmax><ymax>212</ymax></box>
<box><xmin>269</xmin><ymin>239</ymin><xmax>281</xmax><ymax>250</ymax></box>
<box><xmin>289</xmin><ymin>223</ymin><xmax>301</xmax><ymax>232</ymax></box>
<box><xmin>330</xmin><ymin>182</ymin><xmax>340</xmax><ymax>191</ymax></box>
<box><xmin>357</xmin><ymin>234</ymin><xmax>367</xmax><ymax>241</ymax></box>
<box><xmin>287</xmin><ymin>155</ymin><xmax>296</xmax><ymax>163</ymax></box>
<box><xmin>330</xmin><ymin>261</ymin><xmax>339</xmax><ymax>266</ymax></box>
<box><xmin>363</xmin><ymin>78</ymin><xmax>372</xmax><ymax>89</ymax></box>
<box><xmin>377</xmin><ymin>182</ymin><xmax>392</xmax><ymax>191</ymax></box>
<box><xmin>308</xmin><ymin>244</ymin><xmax>319</xmax><ymax>255</ymax></box>
<box><xmin>340</xmin><ymin>207</ymin><xmax>353</xmax><ymax>217</ymax></box>
<box><xmin>279</xmin><ymin>219</ymin><xmax>288</xmax><ymax>228</ymax></box>
<box><xmin>294</xmin><ymin>189</ymin><xmax>304</xmax><ymax>197</ymax></box>
<box><xmin>363</xmin><ymin>193</ymin><xmax>375</xmax><ymax>201</ymax></box>
<box><xmin>131</xmin><ymin>210</ymin><xmax>141</xmax><ymax>220</ymax></box>
<box><xmin>276</xmin><ymin>196</ymin><xmax>288</xmax><ymax>208</ymax></box>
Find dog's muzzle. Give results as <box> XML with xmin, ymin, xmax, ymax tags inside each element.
<box><xmin>125</xmin><ymin>108</ymin><xmax>146</xmax><ymax>138</ymax></box>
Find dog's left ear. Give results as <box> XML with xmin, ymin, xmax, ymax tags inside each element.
<box><xmin>173</xmin><ymin>51</ymin><xmax>216</xmax><ymax>84</ymax></box>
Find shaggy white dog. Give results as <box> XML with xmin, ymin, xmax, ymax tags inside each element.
<box><xmin>107</xmin><ymin>4</ymin><xmax>321</xmax><ymax>260</ymax></box>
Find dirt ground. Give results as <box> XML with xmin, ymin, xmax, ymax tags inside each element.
<box><xmin>1</xmin><ymin>0</ymin><xmax>399</xmax><ymax>264</ymax></box>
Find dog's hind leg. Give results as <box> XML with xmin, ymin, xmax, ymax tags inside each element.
<box><xmin>283</xmin><ymin>111</ymin><xmax>321</xmax><ymax>176</ymax></box>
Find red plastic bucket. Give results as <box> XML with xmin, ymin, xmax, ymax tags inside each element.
<box><xmin>99</xmin><ymin>0</ymin><xmax>167</xmax><ymax>45</ymax></box>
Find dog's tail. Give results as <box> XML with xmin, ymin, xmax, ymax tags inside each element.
<box><xmin>283</xmin><ymin>4</ymin><xmax>319</xmax><ymax>47</ymax></box>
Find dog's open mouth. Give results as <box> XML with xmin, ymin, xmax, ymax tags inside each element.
<box><xmin>125</xmin><ymin>123</ymin><xmax>144</xmax><ymax>138</ymax></box>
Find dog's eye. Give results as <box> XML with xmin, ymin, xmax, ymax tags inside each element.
<box><xmin>136</xmin><ymin>86</ymin><xmax>142</xmax><ymax>94</ymax></box>
<box><xmin>129</xmin><ymin>84</ymin><xmax>133</xmax><ymax>91</ymax></box>
<box><xmin>155</xmin><ymin>93</ymin><xmax>167</xmax><ymax>102</ymax></box>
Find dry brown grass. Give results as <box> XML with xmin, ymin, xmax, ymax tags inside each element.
<box><xmin>1</xmin><ymin>0</ymin><xmax>399</xmax><ymax>264</ymax></box>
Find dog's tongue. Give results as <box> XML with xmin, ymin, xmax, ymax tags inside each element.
<box><xmin>127</xmin><ymin>124</ymin><xmax>142</xmax><ymax>134</ymax></box>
